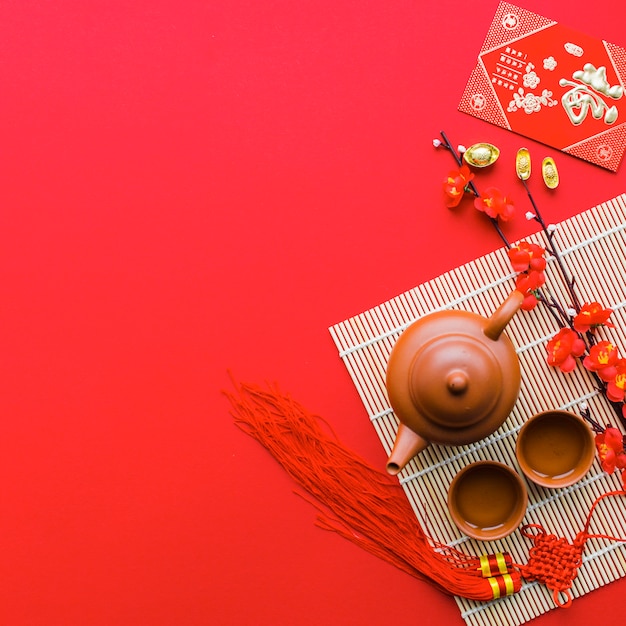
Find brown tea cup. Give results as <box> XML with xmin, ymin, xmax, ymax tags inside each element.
<box><xmin>447</xmin><ymin>461</ymin><xmax>528</xmax><ymax>541</ymax></box>
<box><xmin>515</xmin><ymin>410</ymin><xmax>596</xmax><ymax>489</ymax></box>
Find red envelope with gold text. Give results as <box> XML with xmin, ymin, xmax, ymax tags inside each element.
<box><xmin>459</xmin><ymin>2</ymin><xmax>626</xmax><ymax>171</ymax></box>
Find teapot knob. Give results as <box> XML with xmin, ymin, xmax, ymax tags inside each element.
<box><xmin>446</xmin><ymin>370</ymin><xmax>468</xmax><ymax>395</ymax></box>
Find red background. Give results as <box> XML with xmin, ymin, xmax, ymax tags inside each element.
<box><xmin>1</xmin><ymin>1</ymin><xmax>625</xmax><ymax>625</ymax></box>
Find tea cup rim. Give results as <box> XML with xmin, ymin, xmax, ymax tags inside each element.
<box><xmin>447</xmin><ymin>460</ymin><xmax>528</xmax><ymax>541</ymax></box>
<box><xmin>515</xmin><ymin>410</ymin><xmax>596</xmax><ymax>489</ymax></box>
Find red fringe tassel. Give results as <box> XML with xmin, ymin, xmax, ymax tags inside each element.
<box><xmin>225</xmin><ymin>380</ymin><xmax>626</xmax><ymax>606</ymax></box>
<box><xmin>224</xmin><ymin>379</ymin><xmax>520</xmax><ymax>601</ymax></box>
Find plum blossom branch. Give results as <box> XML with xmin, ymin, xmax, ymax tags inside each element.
<box><xmin>519</xmin><ymin>177</ymin><xmax>581</xmax><ymax>312</ymax></box>
<box><xmin>436</xmin><ymin>131</ymin><xmax>511</xmax><ymax>248</ymax></box>
<box><xmin>436</xmin><ymin>132</ymin><xmax>626</xmax><ymax>487</ymax></box>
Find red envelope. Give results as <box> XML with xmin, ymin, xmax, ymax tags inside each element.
<box><xmin>459</xmin><ymin>2</ymin><xmax>626</xmax><ymax>171</ymax></box>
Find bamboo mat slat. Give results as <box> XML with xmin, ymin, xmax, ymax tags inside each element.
<box><xmin>329</xmin><ymin>193</ymin><xmax>626</xmax><ymax>626</ymax></box>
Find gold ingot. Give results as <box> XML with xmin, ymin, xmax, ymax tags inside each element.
<box><xmin>515</xmin><ymin>147</ymin><xmax>531</xmax><ymax>180</ymax></box>
<box><xmin>542</xmin><ymin>157</ymin><xmax>559</xmax><ymax>189</ymax></box>
<box><xmin>463</xmin><ymin>142</ymin><xmax>500</xmax><ymax>168</ymax></box>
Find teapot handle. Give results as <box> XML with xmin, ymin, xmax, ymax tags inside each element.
<box><xmin>483</xmin><ymin>290</ymin><xmax>525</xmax><ymax>341</ymax></box>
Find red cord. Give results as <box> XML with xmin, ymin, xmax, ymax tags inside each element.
<box><xmin>518</xmin><ymin>490</ymin><xmax>626</xmax><ymax>607</ymax></box>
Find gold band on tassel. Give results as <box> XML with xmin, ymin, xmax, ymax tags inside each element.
<box><xmin>488</xmin><ymin>576</ymin><xmax>501</xmax><ymax>599</ymax></box>
<box><xmin>496</xmin><ymin>552</ymin><xmax>508</xmax><ymax>575</ymax></box>
<box><xmin>479</xmin><ymin>552</ymin><xmax>510</xmax><ymax>577</ymax></box>
<box><xmin>487</xmin><ymin>574</ymin><xmax>517</xmax><ymax>599</ymax></box>
<box><xmin>480</xmin><ymin>555</ymin><xmax>492</xmax><ymax>577</ymax></box>
<box><xmin>503</xmin><ymin>574</ymin><xmax>516</xmax><ymax>596</ymax></box>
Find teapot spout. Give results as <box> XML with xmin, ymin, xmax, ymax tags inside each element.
<box><xmin>386</xmin><ymin>423</ymin><xmax>429</xmax><ymax>475</ymax></box>
<box><xmin>483</xmin><ymin>289</ymin><xmax>524</xmax><ymax>341</ymax></box>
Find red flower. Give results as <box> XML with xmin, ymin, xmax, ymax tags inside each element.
<box><xmin>607</xmin><ymin>359</ymin><xmax>626</xmax><ymax>403</ymax></box>
<box><xmin>515</xmin><ymin>269</ymin><xmax>546</xmax><ymax>311</ymax></box>
<box><xmin>443</xmin><ymin>165</ymin><xmax>474</xmax><ymax>208</ymax></box>
<box><xmin>573</xmin><ymin>302</ymin><xmax>614</xmax><ymax>334</ymax></box>
<box><xmin>595</xmin><ymin>427</ymin><xmax>626</xmax><ymax>474</ymax></box>
<box><xmin>474</xmin><ymin>188</ymin><xmax>515</xmax><ymax>221</ymax></box>
<box><xmin>507</xmin><ymin>242</ymin><xmax>547</xmax><ymax>273</ymax></box>
<box><xmin>545</xmin><ymin>327</ymin><xmax>585</xmax><ymax>372</ymax></box>
<box><xmin>583</xmin><ymin>340</ymin><xmax>619</xmax><ymax>382</ymax></box>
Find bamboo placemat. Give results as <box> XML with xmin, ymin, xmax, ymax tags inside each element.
<box><xmin>329</xmin><ymin>193</ymin><xmax>626</xmax><ymax>625</ymax></box>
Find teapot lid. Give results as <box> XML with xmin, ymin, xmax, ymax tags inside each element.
<box><xmin>409</xmin><ymin>334</ymin><xmax>502</xmax><ymax>428</ymax></box>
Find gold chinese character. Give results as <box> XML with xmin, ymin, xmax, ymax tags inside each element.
<box><xmin>559</xmin><ymin>63</ymin><xmax>623</xmax><ymax>126</ymax></box>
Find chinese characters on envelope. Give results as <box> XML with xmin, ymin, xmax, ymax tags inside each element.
<box><xmin>459</xmin><ymin>2</ymin><xmax>626</xmax><ymax>171</ymax></box>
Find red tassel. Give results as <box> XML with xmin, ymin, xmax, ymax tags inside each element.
<box><xmin>225</xmin><ymin>379</ymin><xmax>626</xmax><ymax>607</ymax></box>
<box><xmin>224</xmin><ymin>379</ymin><xmax>520</xmax><ymax>601</ymax></box>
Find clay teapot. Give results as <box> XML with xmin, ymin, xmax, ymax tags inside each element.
<box><xmin>385</xmin><ymin>290</ymin><xmax>524</xmax><ymax>475</ymax></box>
